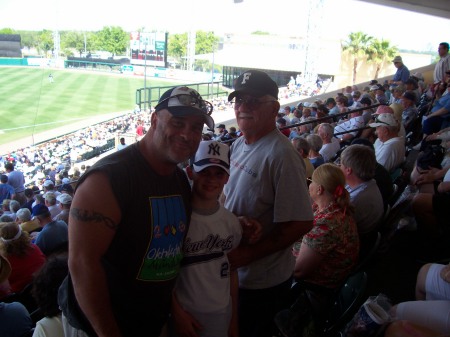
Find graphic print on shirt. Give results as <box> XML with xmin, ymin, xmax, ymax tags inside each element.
<box><xmin>181</xmin><ymin>233</ymin><xmax>235</xmax><ymax>278</ymax></box>
<box><xmin>137</xmin><ymin>195</ymin><xmax>187</xmax><ymax>281</ymax></box>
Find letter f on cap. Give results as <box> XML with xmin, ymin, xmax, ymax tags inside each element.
<box><xmin>241</xmin><ymin>72</ymin><xmax>251</xmax><ymax>84</ymax></box>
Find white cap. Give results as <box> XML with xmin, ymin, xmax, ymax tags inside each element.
<box><xmin>369</xmin><ymin>113</ymin><xmax>398</xmax><ymax>128</ymax></box>
<box><xmin>192</xmin><ymin>140</ymin><xmax>230</xmax><ymax>175</ymax></box>
<box><xmin>57</xmin><ymin>194</ymin><xmax>73</xmax><ymax>205</ymax></box>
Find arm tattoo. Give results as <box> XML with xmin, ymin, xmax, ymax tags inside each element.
<box><xmin>70</xmin><ymin>208</ymin><xmax>118</xmax><ymax>230</ymax></box>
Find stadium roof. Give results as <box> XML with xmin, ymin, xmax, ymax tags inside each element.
<box><xmin>356</xmin><ymin>0</ymin><xmax>450</xmax><ymax>19</ymax></box>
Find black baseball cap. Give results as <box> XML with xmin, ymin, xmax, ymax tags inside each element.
<box><xmin>155</xmin><ymin>86</ymin><xmax>215</xmax><ymax>130</ymax></box>
<box><xmin>228</xmin><ymin>70</ymin><xmax>279</xmax><ymax>101</ymax></box>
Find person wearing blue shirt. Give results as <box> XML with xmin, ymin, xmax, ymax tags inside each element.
<box><xmin>422</xmin><ymin>77</ymin><xmax>450</xmax><ymax>137</ymax></box>
<box><xmin>391</xmin><ymin>56</ymin><xmax>410</xmax><ymax>84</ymax></box>
<box><xmin>0</xmin><ymin>175</ymin><xmax>15</xmax><ymax>206</ymax></box>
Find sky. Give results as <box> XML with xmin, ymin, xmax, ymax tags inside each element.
<box><xmin>0</xmin><ymin>0</ymin><xmax>449</xmax><ymax>52</ymax></box>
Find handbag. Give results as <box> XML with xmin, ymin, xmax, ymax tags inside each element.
<box><xmin>417</xmin><ymin>141</ymin><xmax>445</xmax><ymax>170</ymax></box>
<box><xmin>274</xmin><ymin>287</ymin><xmax>316</xmax><ymax>337</ymax></box>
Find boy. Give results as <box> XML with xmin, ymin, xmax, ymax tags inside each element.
<box><xmin>171</xmin><ymin>140</ymin><xmax>256</xmax><ymax>337</ymax></box>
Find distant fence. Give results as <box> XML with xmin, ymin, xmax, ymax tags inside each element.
<box><xmin>65</xmin><ymin>57</ymin><xmax>131</xmax><ymax>73</ymax></box>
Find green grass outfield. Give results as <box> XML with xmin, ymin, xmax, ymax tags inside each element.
<box><xmin>0</xmin><ymin>67</ymin><xmax>220</xmax><ymax>145</ymax></box>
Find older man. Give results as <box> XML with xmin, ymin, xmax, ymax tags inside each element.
<box><xmin>400</xmin><ymin>91</ymin><xmax>418</xmax><ymax>132</ymax></box>
<box><xmin>340</xmin><ymin>144</ymin><xmax>384</xmax><ymax>236</ymax></box>
<box><xmin>224</xmin><ymin>70</ymin><xmax>313</xmax><ymax>337</ymax></box>
<box><xmin>391</xmin><ymin>56</ymin><xmax>410</xmax><ymax>85</ymax></box>
<box><xmin>370</xmin><ymin>113</ymin><xmax>405</xmax><ymax>173</ymax></box>
<box><xmin>59</xmin><ymin>86</ymin><xmax>214</xmax><ymax>337</ymax></box>
<box><xmin>318</xmin><ymin>123</ymin><xmax>340</xmax><ymax>162</ymax></box>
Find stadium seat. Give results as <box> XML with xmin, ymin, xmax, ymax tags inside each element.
<box><xmin>354</xmin><ymin>232</ymin><xmax>381</xmax><ymax>273</ymax></box>
<box><xmin>321</xmin><ymin>271</ymin><xmax>368</xmax><ymax>337</ymax></box>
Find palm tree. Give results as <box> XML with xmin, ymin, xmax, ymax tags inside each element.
<box><xmin>367</xmin><ymin>39</ymin><xmax>398</xmax><ymax>79</ymax></box>
<box><xmin>341</xmin><ymin>31</ymin><xmax>373</xmax><ymax>84</ymax></box>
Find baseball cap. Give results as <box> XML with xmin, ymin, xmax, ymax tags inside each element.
<box><xmin>192</xmin><ymin>140</ymin><xmax>230</xmax><ymax>175</ymax></box>
<box><xmin>216</xmin><ymin>124</ymin><xmax>226</xmax><ymax>129</ymax></box>
<box><xmin>369</xmin><ymin>113</ymin><xmax>398</xmax><ymax>128</ymax></box>
<box><xmin>374</xmin><ymin>105</ymin><xmax>394</xmax><ymax>115</ymax></box>
<box><xmin>411</xmin><ymin>72</ymin><xmax>424</xmax><ymax>81</ymax></box>
<box><xmin>401</xmin><ymin>91</ymin><xmax>417</xmax><ymax>102</ymax></box>
<box><xmin>154</xmin><ymin>86</ymin><xmax>215</xmax><ymax>130</ymax></box>
<box><xmin>32</xmin><ymin>204</ymin><xmax>50</xmax><ymax>218</ymax></box>
<box><xmin>228</xmin><ymin>70</ymin><xmax>279</xmax><ymax>101</ymax></box>
<box><xmin>43</xmin><ymin>179</ymin><xmax>54</xmax><ymax>187</ymax></box>
<box><xmin>59</xmin><ymin>183</ymin><xmax>74</xmax><ymax>194</ymax></box>
<box><xmin>57</xmin><ymin>194</ymin><xmax>73</xmax><ymax>205</ymax></box>
<box><xmin>325</xmin><ymin>97</ymin><xmax>336</xmax><ymax>105</ymax></box>
<box><xmin>62</xmin><ymin>177</ymin><xmax>71</xmax><ymax>184</ymax></box>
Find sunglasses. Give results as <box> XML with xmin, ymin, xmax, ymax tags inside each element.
<box><xmin>374</xmin><ymin>116</ymin><xmax>390</xmax><ymax>126</ymax></box>
<box><xmin>231</xmin><ymin>97</ymin><xmax>277</xmax><ymax>110</ymax></box>
<box><xmin>156</xmin><ymin>94</ymin><xmax>213</xmax><ymax>115</ymax></box>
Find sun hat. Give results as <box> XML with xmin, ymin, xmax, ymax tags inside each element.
<box><xmin>155</xmin><ymin>86</ymin><xmax>214</xmax><ymax>130</ymax></box>
<box><xmin>192</xmin><ymin>140</ymin><xmax>230</xmax><ymax>175</ymax></box>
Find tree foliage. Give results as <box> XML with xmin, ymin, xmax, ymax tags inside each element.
<box><xmin>38</xmin><ymin>30</ymin><xmax>54</xmax><ymax>56</ymax></box>
<box><xmin>168</xmin><ymin>30</ymin><xmax>219</xmax><ymax>70</ymax></box>
<box><xmin>342</xmin><ymin>31</ymin><xmax>373</xmax><ymax>84</ymax></box>
<box><xmin>96</xmin><ymin>26</ymin><xmax>128</xmax><ymax>56</ymax></box>
<box><xmin>0</xmin><ymin>28</ymin><xmax>16</xmax><ymax>34</ymax></box>
<box><xmin>62</xmin><ymin>31</ymin><xmax>87</xmax><ymax>56</ymax></box>
<box><xmin>367</xmin><ymin>39</ymin><xmax>398</xmax><ymax>79</ymax></box>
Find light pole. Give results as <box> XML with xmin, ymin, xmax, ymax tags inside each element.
<box><xmin>143</xmin><ymin>34</ymin><xmax>148</xmax><ymax>112</ymax></box>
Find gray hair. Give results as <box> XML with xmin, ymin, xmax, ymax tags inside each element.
<box><xmin>0</xmin><ymin>215</ymin><xmax>14</xmax><ymax>222</ymax></box>
<box><xmin>9</xmin><ymin>200</ymin><xmax>20</xmax><ymax>213</ymax></box>
<box><xmin>16</xmin><ymin>208</ymin><xmax>32</xmax><ymax>222</ymax></box>
<box><xmin>292</xmin><ymin>137</ymin><xmax>310</xmax><ymax>157</ymax></box>
<box><xmin>318</xmin><ymin>123</ymin><xmax>334</xmax><ymax>141</ymax></box>
<box><xmin>340</xmin><ymin>144</ymin><xmax>376</xmax><ymax>181</ymax></box>
<box><xmin>306</xmin><ymin>134</ymin><xmax>323</xmax><ymax>152</ymax></box>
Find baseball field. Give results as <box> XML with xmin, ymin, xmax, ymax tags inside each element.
<box><xmin>0</xmin><ymin>67</ymin><xmax>210</xmax><ymax>147</ymax></box>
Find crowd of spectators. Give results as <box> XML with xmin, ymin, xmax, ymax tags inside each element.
<box><xmin>1</xmin><ymin>45</ymin><xmax>450</xmax><ymax>335</ymax></box>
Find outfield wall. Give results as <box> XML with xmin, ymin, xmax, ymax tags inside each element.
<box><xmin>0</xmin><ymin>57</ymin><xmax>50</xmax><ymax>66</ymax></box>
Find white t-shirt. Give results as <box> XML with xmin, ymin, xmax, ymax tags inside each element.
<box><xmin>319</xmin><ymin>138</ymin><xmax>340</xmax><ymax>162</ymax></box>
<box><xmin>175</xmin><ymin>206</ymin><xmax>242</xmax><ymax>314</ymax></box>
<box><xmin>33</xmin><ymin>315</ymin><xmax>64</xmax><ymax>337</ymax></box>
<box><xmin>374</xmin><ymin>136</ymin><xmax>405</xmax><ymax>173</ymax></box>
